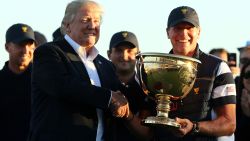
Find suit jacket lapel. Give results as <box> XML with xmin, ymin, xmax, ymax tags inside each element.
<box><xmin>93</xmin><ymin>55</ymin><xmax>106</xmax><ymax>87</ymax></box>
<box><xmin>56</xmin><ymin>39</ymin><xmax>90</xmax><ymax>82</ymax></box>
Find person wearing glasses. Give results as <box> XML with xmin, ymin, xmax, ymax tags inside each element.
<box><xmin>235</xmin><ymin>42</ymin><xmax>250</xmax><ymax>141</ymax></box>
<box><xmin>235</xmin><ymin>61</ymin><xmax>250</xmax><ymax>141</ymax></box>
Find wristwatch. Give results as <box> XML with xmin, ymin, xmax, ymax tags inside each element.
<box><xmin>191</xmin><ymin>121</ymin><xmax>200</xmax><ymax>134</ymax></box>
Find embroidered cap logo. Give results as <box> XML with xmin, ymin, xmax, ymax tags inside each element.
<box><xmin>181</xmin><ymin>8</ymin><xmax>188</xmax><ymax>15</ymax></box>
<box><xmin>122</xmin><ymin>32</ymin><xmax>128</xmax><ymax>38</ymax></box>
<box><xmin>22</xmin><ymin>26</ymin><xmax>28</xmax><ymax>33</ymax></box>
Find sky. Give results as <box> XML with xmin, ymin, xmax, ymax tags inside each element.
<box><xmin>1</xmin><ymin>0</ymin><xmax>250</xmax><ymax>68</ymax></box>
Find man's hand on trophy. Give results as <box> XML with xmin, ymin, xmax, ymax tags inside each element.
<box><xmin>110</xmin><ymin>91</ymin><xmax>130</xmax><ymax>118</ymax></box>
<box><xmin>171</xmin><ymin>117</ymin><xmax>194</xmax><ymax>137</ymax></box>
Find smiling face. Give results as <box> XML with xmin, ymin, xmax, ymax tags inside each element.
<box><xmin>5</xmin><ymin>40</ymin><xmax>35</xmax><ymax>73</ymax></box>
<box><xmin>108</xmin><ymin>44</ymin><xmax>138</xmax><ymax>75</ymax></box>
<box><xmin>167</xmin><ymin>22</ymin><xmax>200</xmax><ymax>57</ymax></box>
<box><xmin>67</xmin><ymin>3</ymin><xmax>102</xmax><ymax>51</ymax></box>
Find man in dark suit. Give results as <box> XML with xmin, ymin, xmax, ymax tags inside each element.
<box><xmin>27</xmin><ymin>1</ymin><xmax>130</xmax><ymax>141</ymax></box>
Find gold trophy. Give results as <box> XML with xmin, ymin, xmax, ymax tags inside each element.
<box><xmin>136</xmin><ymin>52</ymin><xmax>200</xmax><ymax>128</ymax></box>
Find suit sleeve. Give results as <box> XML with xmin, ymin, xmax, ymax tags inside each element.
<box><xmin>32</xmin><ymin>44</ymin><xmax>111</xmax><ymax>110</ymax></box>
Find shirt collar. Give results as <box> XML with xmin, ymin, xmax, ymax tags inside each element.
<box><xmin>3</xmin><ymin>61</ymin><xmax>32</xmax><ymax>76</ymax></box>
<box><xmin>64</xmin><ymin>34</ymin><xmax>99</xmax><ymax>61</ymax></box>
<box><xmin>169</xmin><ymin>44</ymin><xmax>200</xmax><ymax>59</ymax></box>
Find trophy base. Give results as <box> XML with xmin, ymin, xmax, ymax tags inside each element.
<box><xmin>142</xmin><ymin>116</ymin><xmax>180</xmax><ymax>129</ymax></box>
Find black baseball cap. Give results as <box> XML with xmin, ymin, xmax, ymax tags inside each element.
<box><xmin>109</xmin><ymin>31</ymin><xmax>139</xmax><ymax>50</ymax></box>
<box><xmin>167</xmin><ymin>6</ymin><xmax>199</xmax><ymax>28</ymax></box>
<box><xmin>6</xmin><ymin>23</ymin><xmax>35</xmax><ymax>44</ymax></box>
<box><xmin>52</xmin><ymin>27</ymin><xmax>63</xmax><ymax>41</ymax></box>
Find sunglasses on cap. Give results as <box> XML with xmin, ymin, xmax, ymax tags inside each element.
<box><xmin>240</xmin><ymin>58</ymin><xmax>250</xmax><ymax>65</ymax></box>
<box><xmin>243</xmin><ymin>71</ymin><xmax>250</xmax><ymax>79</ymax></box>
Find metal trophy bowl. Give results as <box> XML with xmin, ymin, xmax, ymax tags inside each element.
<box><xmin>136</xmin><ymin>52</ymin><xmax>201</xmax><ymax>128</ymax></box>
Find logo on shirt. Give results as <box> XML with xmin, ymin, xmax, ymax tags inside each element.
<box><xmin>227</xmin><ymin>85</ymin><xmax>235</xmax><ymax>93</ymax></box>
<box><xmin>194</xmin><ymin>87</ymin><xmax>199</xmax><ymax>94</ymax></box>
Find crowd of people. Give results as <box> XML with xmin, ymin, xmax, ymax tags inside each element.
<box><xmin>0</xmin><ymin>0</ymin><xmax>250</xmax><ymax>141</ymax></box>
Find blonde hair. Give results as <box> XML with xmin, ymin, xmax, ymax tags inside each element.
<box><xmin>61</xmin><ymin>0</ymin><xmax>103</xmax><ymax>35</ymax></box>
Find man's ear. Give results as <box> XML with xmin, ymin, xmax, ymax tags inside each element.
<box><xmin>5</xmin><ymin>43</ymin><xmax>10</xmax><ymax>52</ymax></box>
<box><xmin>66</xmin><ymin>23</ymin><xmax>71</xmax><ymax>33</ymax></box>
<box><xmin>107</xmin><ymin>50</ymin><xmax>111</xmax><ymax>59</ymax></box>
<box><xmin>166</xmin><ymin>28</ymin><xmax>170</xmax><ymax>39</ymax></box>
<box><xmin>197</xmin><ymin>27</ymin><xmax>201</xmax><ymax>40</ymax></box>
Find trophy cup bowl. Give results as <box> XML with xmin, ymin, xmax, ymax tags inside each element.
<box><xmin>136</xmin><ymin>52</ymin><xmax>201</xmax><ymax>128</ymax></box>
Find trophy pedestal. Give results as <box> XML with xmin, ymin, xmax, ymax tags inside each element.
<box><xmin>142</xmin><ymin>94</ymin><xmax>180</xmax><ymax>128</ymax></box>
<box><xmin>142</xmin><ymin>116</ymin><xmax>180</xmax><ymax>128</ymax></box>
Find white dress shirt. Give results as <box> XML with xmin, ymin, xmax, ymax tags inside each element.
<box><xmin>65</xmin><ymin>35</ymin><xmax>105</xmax><ymax>141</ymax></box>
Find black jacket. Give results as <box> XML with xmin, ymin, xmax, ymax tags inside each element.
<box><xmin>28</xmin><ymin>38</ymin><xmax>123</xmax><ymax>141</ymax></box>
<box><xmin>0</xmin><ymin>62</ymin><xmax>32</xmax><ymax>141</ymax></box>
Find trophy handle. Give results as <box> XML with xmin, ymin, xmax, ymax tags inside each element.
<box><xmin>136</xmin><ymin>55</ymin><xmax>149</xmax><ymax>95</ymax></box>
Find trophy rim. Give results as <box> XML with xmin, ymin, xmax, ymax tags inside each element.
<box><xmin>137</xmin><ymin>52</ymin><xmax>201</xmax><ymax>64</ymax></box>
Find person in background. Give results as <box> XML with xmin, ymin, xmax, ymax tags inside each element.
<box><xmin>52</xmin><ymin>27</ymin><xmax>63</xmax><ymax>41</ymax></box>
<box><xmin>238</xmin><ymin>41</ymin><xmax>250</xmax><ymax>69</ymax></box>
<box><xmin>27</xmin><ymin>1</ymin><xmax>130</xmax><ymax>141</ymax></box>
<box><xmin>0</xmin><ymin>23</ymin><xmax>36</xmax><ymax>141</ymax></box>
<box><xmin>234</xmin><ymin>42</ymin><xmax>250</xmax><ymax>141</ymax></box>
<box><xmin>209</xmin><ymin>48</ymin><xmax>240</xmax><ymax>78</ymax></box>
<box><xmin>235</xmin><ymin>61</ymin><xmax>250</xmax><ymax>141</ymax></box>
<box><xmin>209</xmin><ymin>48</ymin><xmax>228</xmax><ymax>61</ymax></box>
<box><xmin>34</xmin><ymin>31</ymin><xmax>47</xmax><ymax>46</ymax></box>
<box><xmin>107</xmin><ymin>31</ymin><xmax>154</xmax><ymax>141</ymax></box>
<box><xmin>235</xmin><ymin>41</ymin><xmax>250</xmax><ymax>141</ymax></box>
<box><xmin>227</xmin><ymin>52</ymin><xmax>240</xmax><ymax>78</ymax></box>
<box><xmin>154</xmin><ymin>6</ymin><xmax>236</xmax><ymax>141</ymax></box>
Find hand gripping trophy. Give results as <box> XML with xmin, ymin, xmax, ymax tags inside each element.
<box><xmin>136</xmin><ymin>52</ymin><xmax>201</xmax><ymax>128</ymax></box>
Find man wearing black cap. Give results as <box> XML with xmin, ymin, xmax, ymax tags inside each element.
<box><xmin>34</xmin><ymin>31</ymin><xmax>47</xmax><ymax>46</ymax></box>
<box><xmin>108</xmin><ymin>31</ymin><xmax>139</xmax><ymax>83</ymax></box>
<box><xmin>107</xmin><ymin>31</ymin><xmax>154</xmax><ymax>141</ymax></box>
<box><xmin>0</xmin><ymin>23</ymin><xmax>35</xmax><ymax>141</ymax></box>
<box><xmin>154</xmin><ymin>6</ymin><xmax>236</xmax><ymax>141</ymax></box>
